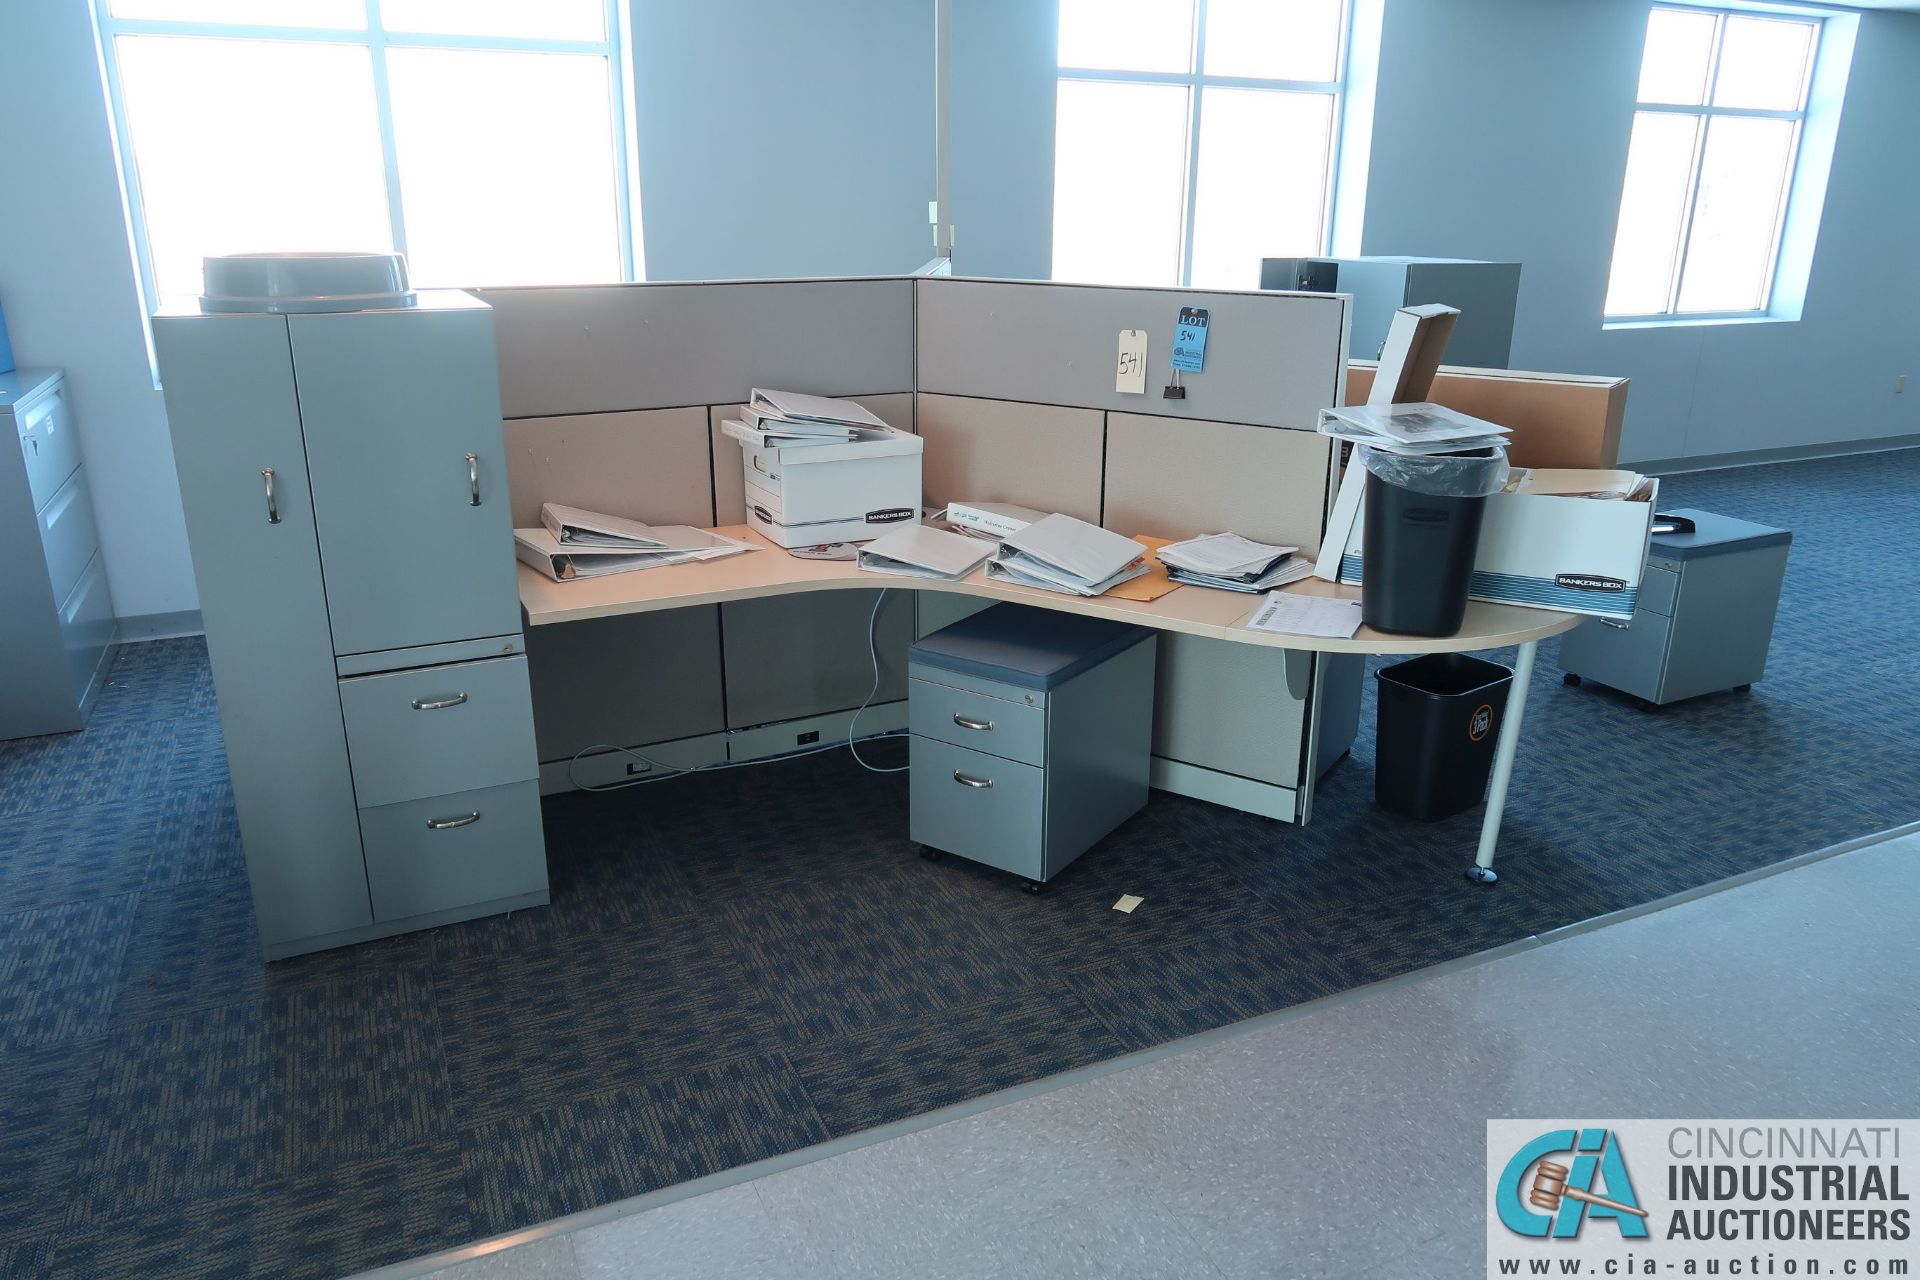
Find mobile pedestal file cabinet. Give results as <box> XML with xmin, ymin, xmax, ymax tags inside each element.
<box><xmin>1560</xmin><ymin>508</ymin><xmax>1791</xmax><ymax>708</ymax></box>
<box><xmin>1</xmin><ymin>369</ymin><xmax>119</xmax><ymax>739</ymax></box>
<box><xmin>155</xmin><ymin>260</ymin><xmax>547</xmax><ymax>959</ymax></box>
<box><xmin>908</xmin><ymin>603</ymin><xmax>1155</xmax><ymax>889</ymax></box>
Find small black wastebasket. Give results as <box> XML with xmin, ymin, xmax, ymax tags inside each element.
<box><xmin>1373</xmin><ymin>653</ymin><xmax>1512</xmax><ymax>821</ymax></box>
<box><xmin>1360</xmin><ymin>447</ymin><xmax>1505</xmax><ymax>637</ymax></box>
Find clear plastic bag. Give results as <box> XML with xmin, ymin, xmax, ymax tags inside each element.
<box><xmin>1358</xmin><ymin>444</ymin><xmax>1509</xmax><ymax>498</ymax></box>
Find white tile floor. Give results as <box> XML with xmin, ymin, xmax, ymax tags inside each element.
<box><xmin>387</xmin><ymin>830</ymin><xmax>1920</xmax><ymax>1280</ymax></box>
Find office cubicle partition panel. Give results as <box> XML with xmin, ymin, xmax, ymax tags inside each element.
<box><xmin>482</xmin><ymin>276</ymin><xmax>1353</xmax><ymax>819</ymax></box>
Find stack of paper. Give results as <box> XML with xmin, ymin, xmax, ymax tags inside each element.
<box><xmin>857</xmin><ymin>524</ymin><xmax>994</xmax><ymax>581</ymax></box>
<box><xmin>514</xmin><ymin>504</ymin><xmax>754</xmax><ymax>582</ymax></box>
<box><xmin>1156</xmin><ymin>533</ymin><xmax>1313</xmax><ymax>593</ymax></box>
<box><xmin>1503</xmin><ymin>468</ymin><xmax>1653</xmax><ymax>500</ymax></box>
<box><xmin>986</xmin><ymin>513</ymin><xmax>1149</xmax><ymax>597</ymax></box>
<box><xmin>1319</xmin><ymin>403</ymin><xmax>1511</xmax><ymax>455</ymax></box>
<box><xmin>1243</xmin><ymin>592</ymin><xmax>1364</xmax><ymax>639</ymax></box>
<box><xmin>729</xmin><ymin>388</ymin><xmax>895</xmax><ymax>448</ymax></box>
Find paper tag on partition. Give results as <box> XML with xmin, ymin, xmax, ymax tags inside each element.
<box><xmin>1116</xmin><ymin>331</ymin><xmax>1148</xmax><ymax>395</ymax></box>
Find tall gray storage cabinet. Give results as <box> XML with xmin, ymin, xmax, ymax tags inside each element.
<box><xmin>155</xmin><ymin>290</ymin><xmax>548</xmax><ymax>959</ymax></box>
<box><xmin>1260</xmin><ymin>256</ymin><xmax>1521</xmax><ymax>368</ymax></box>
<box><xmin>1</xmin><ymin>369</ymin><xmax>118</xmax><ymax>738</ymax></box>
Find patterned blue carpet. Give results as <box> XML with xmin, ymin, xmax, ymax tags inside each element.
<box><xmin>1</xmin><ymin>450</ymin><xmax>1914</xmax><ymax>1278</ymax></box>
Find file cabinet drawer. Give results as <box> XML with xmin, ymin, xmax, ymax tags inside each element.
<box><xmin>908</xmin><ymin>677</ymin><xmax>1047</xmax><ymax>766</ymax></box>
<box><xmin>339</xmin><ymin>655</ymin><xmax>538</xmax><ymax>809</ymax></box>
<box><xmin>1636</xmin><ymin>564</ymin><xmax>1679</xmax><ymax>618</ymax></box>
<box><xmin>39</xmin><ymin>467</ymin><xmax>100</xmax><ymax>605</ymax></box>
<box><xmin>909</xmin><ymin>736</ymin><xmax>1046</xmax><ymax>880</ymax></box>
<box><xmin>18</xmin><ymin>387</ymin><xmax>80</xmax><ymax>512</ymax></box>
<box><xmin>360</xmin><ymin>780</ymin><xmax>547</xmax><ymax>922</ymax></box>
<box><xmin>60</xmin><ymin>553</ymin><xmax>116</xmax><ymax>704</ymax></box>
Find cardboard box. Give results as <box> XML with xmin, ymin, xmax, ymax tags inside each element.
<box><xmin>1313</xmin><ymin>463</ymin><xmax>1659</xmax><ymax>621</ymax></box>
<box><xmin>738</xmin><ymin>426</ymin><xmax>924</xmax><ymax>547</ymax></box>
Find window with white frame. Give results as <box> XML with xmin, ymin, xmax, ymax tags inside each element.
<box><xmin>95</xmin><ymin>0</ymin><xmax>640</xmax><ymax>306</ymax></box>
<box><xmin>1604</xmin><ymin>6</ymin><xmax>1819</xmax><ymax>319</ymax></box>
<box><xmin>1050</xmin><ymin>0</ymin><xmax>1349</xmax><ymax>289</ymax></box>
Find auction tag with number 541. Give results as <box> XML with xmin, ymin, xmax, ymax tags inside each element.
<box><xmin>1172</xmin><ymin>307</ymin><xmax>1210</xmax><ymax>373</ymax></box>
<box><xmin>1116</xmin><ymin>329</ymin><xmax>1148</xmax><ymax>394</ymax></box>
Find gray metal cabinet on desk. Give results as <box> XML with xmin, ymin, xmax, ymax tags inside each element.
<box><xmin>155</xmin><ymin>282</ymin><xmax>547</xmax><ymax>960</ymax></box>
<box><xmin>1</xmin><ymin>369</ymin><xmax>118</xmax><ymax>740</ymax></box>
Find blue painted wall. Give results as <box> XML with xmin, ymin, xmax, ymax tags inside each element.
<box><xmin>629</xmin><ymin>0</ymin><xmax>935</xmax><ymax>280</ymax></box>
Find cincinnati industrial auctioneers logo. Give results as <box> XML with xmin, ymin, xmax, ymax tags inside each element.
<box><xmin>1487</xmin><ymin>1120</ymin><xmax>1916</xmax><ymax>1277</ymax></box>
<box><xmin>1497</xmin><ymin>1128</ymin><xmax>1649</xmax><ymax>1239</ymax></box>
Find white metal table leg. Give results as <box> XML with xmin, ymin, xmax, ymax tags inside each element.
<box><xmin>1467</xmin><ymin>638</ymin><xmax>1538</xmax><ymax>884</ymax></box>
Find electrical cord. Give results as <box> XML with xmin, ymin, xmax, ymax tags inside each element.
<box><xmin>566</xmin><ymin>588</ymin><xmax>910</xmax><ymax>791</ymax></box>
<box><xmin>847</xmin><ymin>588</ymin><xmax>909</xmax><ymax>773</ymax></box>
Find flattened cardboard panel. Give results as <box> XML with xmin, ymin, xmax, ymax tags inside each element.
<box><xmin>1346</xmin><ymin>363</ymin><xmax>1628</xmax><ymax>469</ymax></box>
<box><xmin>914</xmin><ymin>278</ymin><xmax>1348</xmax><ymax>430</ymax></box>
<box><xmin>915</xmin><ymin>393</ymin><xmax>1103</xmax><ymax>523</ymax></box>
<box><xmin>480</xmin><ymin>279</ymin><xmax>916</xmax><ymax>419</ymax></box>
<box><xmin>504</xmin><ymin>408</ymin><xmax>715</xmax><ymax>529</ymax></box>
<box><xmin>708</xmin><ymin>393</ymin><xmax>915</xmax><ymax>527</ymax></box>
<box><xmin>1102</xmin><ymin>412</ymin><xmax>1336</xmax><ymax>555</ymax></box>
<box><xmin>525</xmin><ymin>606</ymin><xmax>726</xmax><ymax>761</ymax></box>
<box><xmin>721</xmin><ymin>590</ymin><xmax>913</xmax><ymax>729</ymax></box>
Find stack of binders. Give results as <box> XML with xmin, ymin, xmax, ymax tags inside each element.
<box><xmin>1156</xmin><ymin>533</ymin><xmax>1313</xmax><ymax>593</ymax></box>
<box><xmin>514</xmin><ymin>504</ymin><xmax>753</xmax><ymax>581</ymax></box>
<box><xmin>728</xmin><ymin>388</ymin><xmax>895</xmax><ymax>447</ymax></box>
<box><xmin>986</xmin><ymin>513</ymin><xmax>1149</xmax><ymax>597</ymax></box>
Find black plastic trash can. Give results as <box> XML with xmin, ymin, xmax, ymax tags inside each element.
<box><xmin>1373</xmin><ymin>653</ymin><xmax>1512</xmax><ymax>821</ymax></box>
<box><xmin>1359</xmin><ymin>446</ymin><xmax>1508</xmax><ymax>637</ymax></box>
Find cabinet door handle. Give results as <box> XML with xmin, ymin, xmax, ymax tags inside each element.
<box><xmin>410</xmin><ymin>693</ymin><xmax>468</xmax><ymax>711</ymax></box>
<box><xmin>466</xmin><ymin>452</ymin><xmax>480</xmax><ymax>506</ymax></box>
<box><xmin>262</xmin><ymin>468</ymin><xmax>281</xmax><ymax>524</ymax></box>
<box><xmin>952</xmin><ymin>713</ymin><xmax>994</xmax><ymax>731</ymax></box>
<box><xmin>426</xmin><ymin>811</ymin><xmax>481</xmax><ymax>830</ymax></box>
<box><xmin>953</xmin><ymin>771</ymin><xmax>994</xmax><ymax>789</ymax></box>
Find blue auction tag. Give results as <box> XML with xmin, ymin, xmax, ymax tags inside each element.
<box><xmin>1171</xmin><ymin>306</ymin><xmax>1209</xmax><ymax>373</ymax></box>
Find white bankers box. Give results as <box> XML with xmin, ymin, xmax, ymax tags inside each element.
<box><xmin>738</xmin><ymin>426</ymin><xmax>924</xmax><ymax>547</ymax></box>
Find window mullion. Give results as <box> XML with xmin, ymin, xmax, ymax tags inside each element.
<box><xmin>363</xmin><ymin>0</ymin><xmax>410</xmax><ymax>261</ymax></box>
<box><xmin>1177</xmin><ymin>0</ymin><xmax>1207</xmax><ymax>287</ymax></box>
<box><xmin>1666</xmin><ymin>14</ymin><xmax>1727</xmax><ymax>315</ymax></box>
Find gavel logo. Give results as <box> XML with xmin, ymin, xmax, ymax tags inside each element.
<box><xmin>1528</xmin><ymin>1160</ymin><xmax>1650</xmax><ymax>1220</ymax></box>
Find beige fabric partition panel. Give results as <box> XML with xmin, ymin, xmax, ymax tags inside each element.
<box><xmin>721</xmin><ymin>592</ymin><xmax>914</xmax><ymax>730</ymax></box>
<box><xmin>479</xmin><ymin>279</ymin><xmax>916</xmax><ymax>419</ymax></box>
<box><xmin>524</xmin><ymin>608</ymin><xmax>726</xmax><ymax>765</ymax></box>
<box><xmin>915</xmin><ymin>394</ymin><xmax>1105</xmax><ymax>523</ymax></box>
<box><xmin>1101</xmin><ymin>413</ymin><xmax>1337</xmax><ymax>552</ymax></box>
<box><xmin>708</xmin><ymin>393</ymin><xmax>915</xmax><ymax>527</ymax></box>
<box><xmin>505</xmin><ymin>408</ymin><xmax>716</xmax><ymax>529</ymax></box>
<box><xmin>913</xmin><ymin>278</ymin><xmax>1349</xmax><ymax>430</ymax></box>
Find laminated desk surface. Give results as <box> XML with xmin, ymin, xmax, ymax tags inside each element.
<box><xmin>516</xmin><ymin>526</ymin><xmax>1581</xmax><ymax>656</ymax></box>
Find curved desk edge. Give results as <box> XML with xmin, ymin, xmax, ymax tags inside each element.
<box><xmin>517</xmin><ymin>526</ymin><xmax>1583</xmax><ymax>656</ymax></box>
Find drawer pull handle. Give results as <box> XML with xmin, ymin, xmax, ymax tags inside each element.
<box><xmin>953</xmin><ymin>771</ymin><xmax>994</xmax><ymax>789</ymax></box>
<box><xmin>466</xmin><ymin>452</ymin><xmax>481</xmax><ymax>506</ymax></box>
<box><xmin>426</xmin><ymin>811</ymin><xmax>481</xmax><ymax>830</ymax></box>
<box><xmin>262</xmin><ymin>468</ymin><xmax>281</xmax><ymax>524</ymax></box>
<box><xmin>411</xmin><ymin>692</ymin><xmax>468</xmax><ymax>711</ymax></box>
<box><xmin>952</xmin><ymin>713</ymin><xmax>994</xmax><ymax>731</ymax></box>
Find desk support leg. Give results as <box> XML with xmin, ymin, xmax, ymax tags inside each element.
<box><xmin>1468</xmin><ymin>638</ymin><xmax>1538</xmax><ymax>885</ymax></box>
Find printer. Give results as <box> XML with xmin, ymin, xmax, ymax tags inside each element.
<box><xmin>737</xmin><ymin>426</ymin><xmax>925</xmax><ymax>547</ymax></box>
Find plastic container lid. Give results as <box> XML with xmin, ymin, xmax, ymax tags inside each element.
<box><xmin>199</xmin><ymin>252</ymin><xmax>415</xmax><ymax>314</ymax></box>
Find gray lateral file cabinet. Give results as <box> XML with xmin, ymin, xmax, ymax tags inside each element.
<box><xmin>908</xmin><ymin>603</ymin><xmax>1156</xmax><ymax>887</ymax></box>
<box><xmin>154</xmin><ymin>292</ymin><xmax>548</xmax><ymax>959</ymax></box>
<box><xmin>1</xmin><ymin>369</ymin><xmax>119</xmax><ymax>739</ymax></box>
<box><xmin>1260</xmin><ymin>256</ymin><xmax>1521</xmax><ymax>369</ymax></box>
<box><xmin>1560</xmin><ymin>508</ymin><xmax>1791</xmax><ymax>707</ymax></box>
